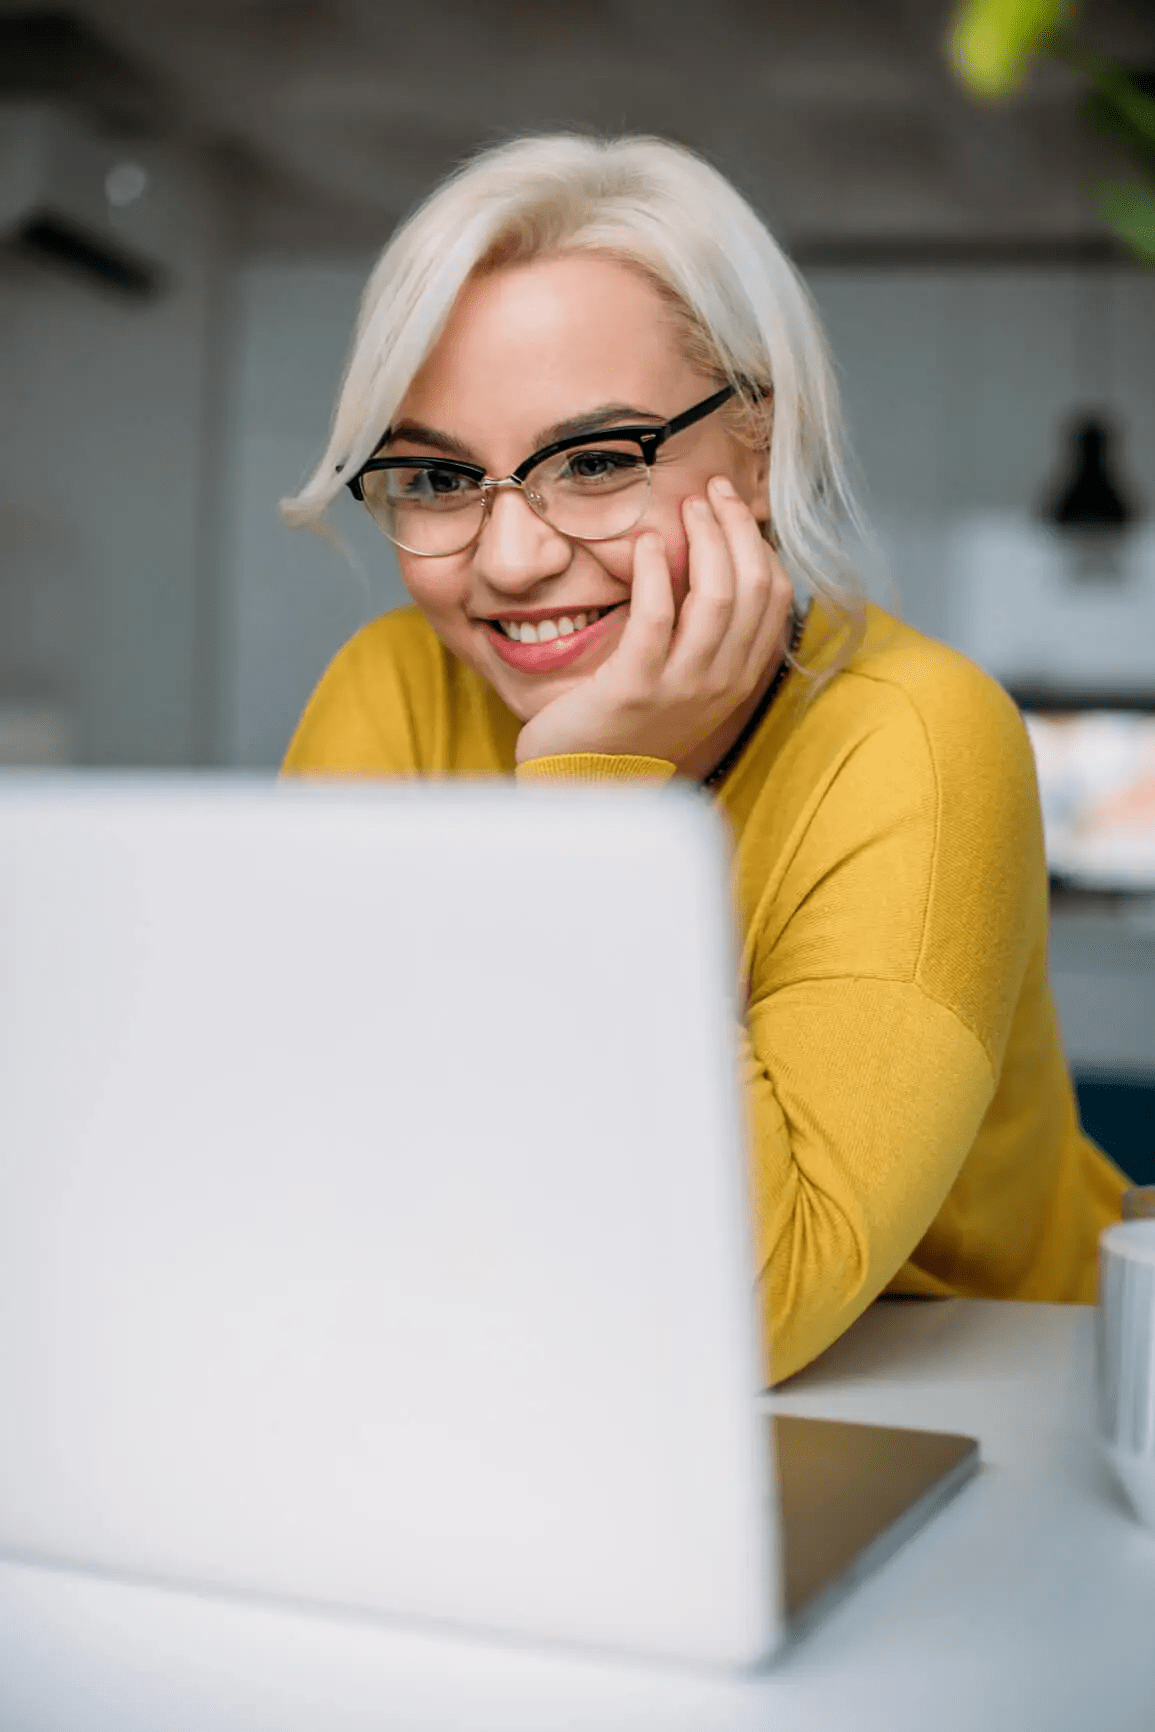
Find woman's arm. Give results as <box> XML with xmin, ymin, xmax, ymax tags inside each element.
<box><xmin>742</xmin><ymin>980</ymin><xmax>993</xmax><ymax>1383</ymax></box>
<box><xmin>738</xmin><ymin>668</ymin><xmax>1044</xmax><ymax>1383</ymax></box>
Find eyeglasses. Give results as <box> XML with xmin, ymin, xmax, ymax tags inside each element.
<box><xmin>346</xmin><ymin>383</ymin><xmax>738</xmax><ymax>557</ymax></box>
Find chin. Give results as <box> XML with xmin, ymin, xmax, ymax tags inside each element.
<box><xmin>493</xmin><ymin>667</ymin><xmax>587</xmax><ymax>722</ymax></box>
<box><xmin>475</xmin><ymin>625</ymin><xmax>620</xmax><ymax>719</ymax></box>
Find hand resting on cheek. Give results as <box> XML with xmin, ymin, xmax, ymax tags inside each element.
<box><xmin>514</xmin><ymin>474</ymin><xmax>796</xmax><ymax>770</ymax></box>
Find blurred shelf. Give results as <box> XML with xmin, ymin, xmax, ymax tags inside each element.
<box><xmin>1050</xmin><ymin>884</ymin><xmax>1155</xmax><ymax>936</ymax></box>
<box><xmin>1049</xmin><ymin>887</ymin><xmax>1155</xmax><ymax>1076</ymax></box>
<box><xmin>1011</xmin><ymin>688</ymin><xmax>1155</xmax><ymax>714</ymax></box>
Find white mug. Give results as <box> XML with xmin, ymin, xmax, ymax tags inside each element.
<box><xmin>1097</xmin><ymin>1219</ymin><xmax>1155</xmax><ymax>1530</ymax></box>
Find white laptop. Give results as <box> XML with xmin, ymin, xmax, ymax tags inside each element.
<box><xmin>0</xmin><ymin>776</ymin><xmax>976</xmax><ymax>1669</ymax></box>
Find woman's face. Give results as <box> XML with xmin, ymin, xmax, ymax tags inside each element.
<box><xmin>384</xmin><ymin>253</ymin><xmax>769</xmax><ymax>722</ymax></box>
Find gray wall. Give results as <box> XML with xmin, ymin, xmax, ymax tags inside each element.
<box><xmin>808</xmin><ymin>266</ymin><xmax>1155</xmax><ymax>666</ymax></box>
<box><xmin>0</xmin><ymin>153</ymin><xmax>221</xmax><ymax>767</ymax></box>
<box><xmin>220</xmin><ymin>260</ymin><xmax>405</xmax><ymax>770</ymax></box>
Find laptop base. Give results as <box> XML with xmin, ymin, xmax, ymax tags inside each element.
<box><xmin>773</xmin><ymin>1414</ymin><xmax>979</xmax><ymax>1642</ymax></box>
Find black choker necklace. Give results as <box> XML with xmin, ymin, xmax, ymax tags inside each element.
<box><xmin>701</xmin><ymin>603</ymin><xmax>807</xmax><ymax>792</ymax></box>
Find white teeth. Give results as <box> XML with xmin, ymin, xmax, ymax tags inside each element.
<box><xmin>497</xmin><ymin>606</ymin><xmax>607</xmax><ymax>644</ymax></box>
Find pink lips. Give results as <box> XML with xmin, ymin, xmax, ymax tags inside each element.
<box><xmin>483</xmin><ymin>606</ymin><xmax>625</xmax><ymax>674</ymax></box>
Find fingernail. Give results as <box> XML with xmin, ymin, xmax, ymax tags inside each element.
<box><xmin>711</xmin><ymin>475</ymin><xmax>737</xmax><ymax>498</ymax></box>
<box><xmin>686</xmin><ymin>496</ymin><xmax>709</xmax><ymax>516</ymax></box>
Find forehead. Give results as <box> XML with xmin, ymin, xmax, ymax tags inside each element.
<box><xmin>399</xmin><ymin>255</ymin><xmax>700</xmax><ymax>457</ymax></box>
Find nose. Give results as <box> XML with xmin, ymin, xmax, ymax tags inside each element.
<box><xmin>471</xmin><ymin>481</ymin><xmax>572</xmax><ymax>595</ymax></box>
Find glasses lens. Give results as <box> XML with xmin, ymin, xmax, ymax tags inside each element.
<box><xmin>529</xmin><ymin>440</ymin><xmax>651</xmax><ymax>540</ymax></box>
<box><xmin>361</xmin><ymin>463</ymin><xmax>485</xmax><ymax>554</ymax></box>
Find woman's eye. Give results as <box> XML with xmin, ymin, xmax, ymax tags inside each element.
<box><xmin>562</xmin><ymin>449</ymin><xmax>642</xmax><ymax>484</ymax></box>
<box><xmin>398</xmin><ymin>466</ymin><xmax>471</xmax><ymax>501</ymax></box>
<box><xmin>430</xmin><ymin>468</ymin><xmax>469</xmax><ymax>495</ymax></box>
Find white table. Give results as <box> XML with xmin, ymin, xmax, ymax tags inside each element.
<box><xmin>2</xmin><ymin>1300</ymin><xmax>1153</xmax><ymax>1732</ymax></box>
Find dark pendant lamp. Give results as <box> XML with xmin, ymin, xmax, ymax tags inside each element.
<box><xmin>1044</xmin><ymin>412</ymin><xmax>1136</xmax><ymax>580</ymax></box>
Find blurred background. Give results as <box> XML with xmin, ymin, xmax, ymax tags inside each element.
<box><xmin>0</xmin><ymin>0</ymin><xmax>1152</xmax><ymax>1168</ymax></box>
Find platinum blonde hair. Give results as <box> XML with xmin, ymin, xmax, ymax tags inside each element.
<box><xmin>283</xmin><ymin>132</ymin><xmax>869</xmax><ymax>645</ymax></box>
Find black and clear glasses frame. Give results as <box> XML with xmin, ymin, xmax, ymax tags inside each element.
<box><xmin>345</xmin><ymin>382</ymin><xmax>740</xmax><ymax>556</ymax></box>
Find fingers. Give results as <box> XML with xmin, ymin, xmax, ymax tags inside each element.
<box><xmin>613</xmin><ymin>480</ymin><xmax>792</xmax><ymax>735</ymax></box>
<box><xmin>672</xmin><ymin>478</ymin><xmax>789</xmax><ymax>698</ymax></box>
<box><xmin>706</xmin><ymin>478</ymin><xmax>786</xmax><ymax>676</ymax></box>
<box><xmin>730</xmin><ymin>547</ymin><xmax>796</xmax><ymax>696</ymax></box>
<box><xmin>617</xmin><ymin>529</ymin><xmax>676</xmax><ymax>688</ymax></box>
<box><xmin>721</xmin><ymin>518</ymin><xmax>793</xmax><ymax>690</ymax></box>
<box><xmin>667</xmin><ymin>490</ymin><xmax>738</xmax><ymax>677</ymax></box>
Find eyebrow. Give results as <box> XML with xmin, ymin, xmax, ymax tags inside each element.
<box><xmin>380</xmin><ymin>402</ymin><xmax>664</xmax><ymax>463</ymax></box>
<box><xmin>535</xmin><ymin>402</ymin><xmax>664</xmax><ymax>445</ymax></box>
<box><xmin>380</xmin><ymin>422</ymin><xmax>479</xmax><ymax>461</ymax></box>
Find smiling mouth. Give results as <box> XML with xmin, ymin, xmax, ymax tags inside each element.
<box><xmin>488</xmin><ymin>604</ymin><xmax>624</xmax><ymax>644</ymax></box>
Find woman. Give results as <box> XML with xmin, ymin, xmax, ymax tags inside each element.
<box><xmin>281</xmin><ymin>133</ymin><xmax>1126</xmax><ymax>1383</ymax></box>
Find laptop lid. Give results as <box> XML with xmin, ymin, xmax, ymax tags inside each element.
<box><xmin>0</xmin><ymin>776</ymin><xmax>781</xmax><ymax>1669</ymax></box>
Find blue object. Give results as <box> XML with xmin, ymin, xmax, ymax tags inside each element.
<box><xmin>1075</xmin><ymin>1076</ymin><xmax>1155</xmax><ymax>1186</ymax></box>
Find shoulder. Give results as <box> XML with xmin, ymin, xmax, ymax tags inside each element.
<box><xmin>805</xmin><ymin>603</ymin><xmax>1037</xmax><ymax>811</ymax></box>
<box><xmin>282</xmin><ymin>608</ymin><xmax>450</xmax><ymax>774</ymax></box>
<box><xmin>829</xmin><ymin>604</ymin><xmax>1024</xmax><ymax>738</ymax></box>
<box><xmin>282</xmin><ymin>608</ymin><xmax>520</xmax><ymax>776</ymax></box>
<box><xmin>336</xmin><ymin>605</ymin><xmax>448</xmax><ymax>683</ymax></box>
<box><xmin>808</xmin><ymin>604</ymin><xmax>1046</xmax><ymax>1044</ymax></box>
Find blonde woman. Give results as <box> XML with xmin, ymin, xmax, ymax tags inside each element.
<box><xmin>281</xmin><ymin>133</ymin><xmax>1126</xmax><ymax>1383</ymax></box>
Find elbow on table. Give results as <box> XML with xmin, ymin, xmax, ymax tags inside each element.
<box><xmin>758</xmin><ymin>1182</ymin><xmax>885</xmax><ymax>1385</ymax></box>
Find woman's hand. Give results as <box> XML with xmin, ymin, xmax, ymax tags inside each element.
<box><xmin>514</xmin><ymin>475</ymin><xmax>796</xmax><ymax>769</ymax></box>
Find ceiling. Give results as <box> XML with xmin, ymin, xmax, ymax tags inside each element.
<box><xmin>5</xmin><ymin>0</ymin><xmax>1155</xmax><ymax>259</ymax></box>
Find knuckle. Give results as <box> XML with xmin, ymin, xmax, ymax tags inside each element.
<box><xmin>633</xmin><ymin>597</ymin><xmax>670</xmax><ymax>628</ymax></box>
<box><xmin>638</xmin><ymin>609</ymin><xmax>674</xmax><ymax>639</ymax></box>
<box><xmin>769</xmin><ymin>563</ymin><xmax>793</xmax><ymax>603</ymax></box>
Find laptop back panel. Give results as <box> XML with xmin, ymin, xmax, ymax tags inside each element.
<box><xmin>0</xmin><ymin>778</ymin><xmax>780</xmax><ymax>1667</ymax></box>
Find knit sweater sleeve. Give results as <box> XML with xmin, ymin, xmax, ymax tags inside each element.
<box><xmin>738</xmin><ymin>673</ymin><xmax>1040</xmax><ymax>1383</ymax></box>
<box><xmin>515</xmin><ymin>754</ymin><xmax>676</xmax><ymax>784</ymax></box>
<box><xmin>742</xmin><ymin>983</ymin><xmax>994</xmax><ymax>1382</ymax></box>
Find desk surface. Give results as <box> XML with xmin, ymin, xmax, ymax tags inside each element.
<box><xmin>3</xmin><ymin>1299</ymin><xmax>1153</xmax><ymax>1732</ymax></box>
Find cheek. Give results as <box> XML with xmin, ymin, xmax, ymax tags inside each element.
<box><xmin>396</xmin><ymin>557</ymin><xmax>470</xmax><ymax>624</ymax></box>
<box><xmin>597</xmin><ymin>521</ymin><xmax>692</xmax><ymax>611</ymax></box>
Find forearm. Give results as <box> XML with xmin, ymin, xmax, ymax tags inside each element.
<box><xmin>739</xmin><ymin>979</ymin><xmax>995</xmax><ymax>1384</ymax></box>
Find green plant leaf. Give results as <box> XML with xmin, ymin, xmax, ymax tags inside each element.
<box><xmin>1102</xmin><ymin>75</ymin><xmax>1155</xmax><ymax>148</ymax></box>
<box><xmin>1086</xmin><ymin>87</ymin><xmax>1155</xmax><ymax>176</ymax></box>
<box><xmin>1096</xmin><ymin>182</ymin><xmax>1155</xmax><ymax>264</ymax></box>
<box><xmin>1066</xmin><ymin>44</ymin><xmax>1155</xmax><ymax>147</ymax></box>
<box><xmin>949</xmin><ymin>0</ymin><xmax>1068</xmax><ymax>96</ymax></box>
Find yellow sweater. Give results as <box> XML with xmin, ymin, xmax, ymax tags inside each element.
<box><xmin>283</xmin><ymin>601</ymin><xmax>1127</xmax><ymax>1382</ymax></box>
